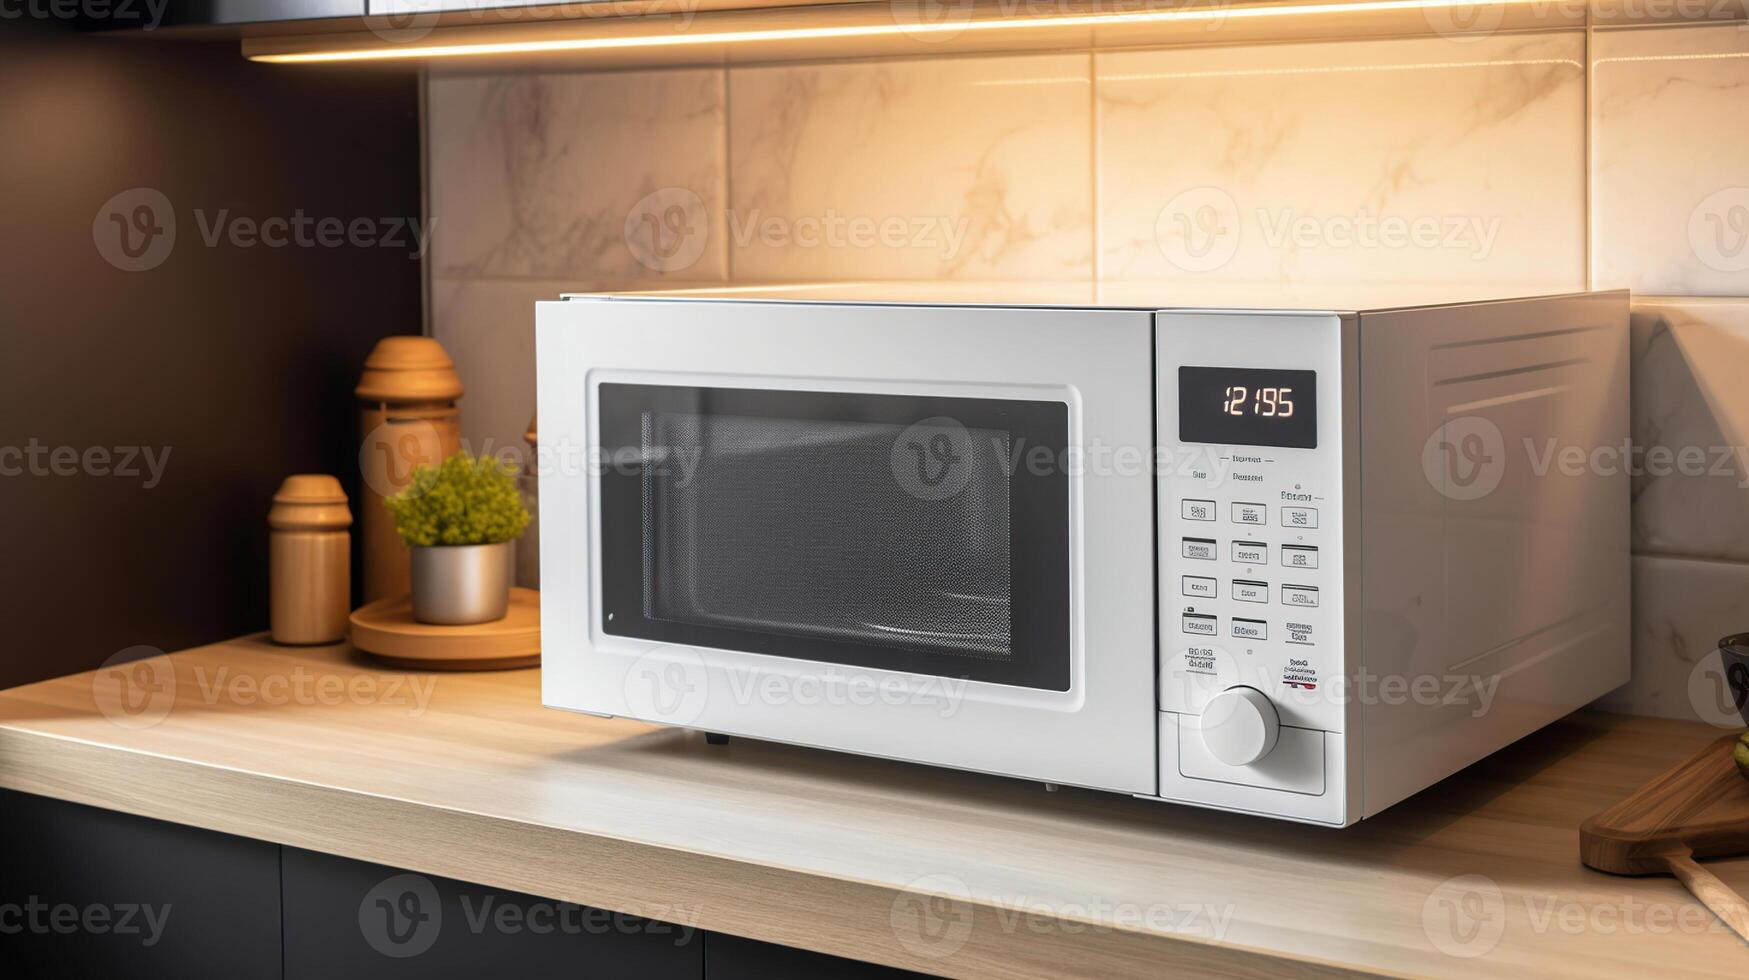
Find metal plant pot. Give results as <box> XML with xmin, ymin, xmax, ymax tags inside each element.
<box><xmin>410</xmin><ymin>542</ymin><xmax>512</xmax><ymax>625</ymax></box>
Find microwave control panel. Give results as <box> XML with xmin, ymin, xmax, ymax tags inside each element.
<box><xmin>1155</xmin><ymin>311</ymin><xmax>1347</xmax><ymax>739</ymax></box>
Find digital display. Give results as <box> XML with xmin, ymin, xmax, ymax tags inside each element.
<box><xmin>1178</xmin><ymin>367</ymin><xmax>1317</xmax><ymax>449</ymax></box>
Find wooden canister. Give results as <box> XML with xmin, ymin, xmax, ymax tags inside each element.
<box><xmin>356</xmin><ymin>336</ymin><xmax>463</xmax><ymax>602</ymax></box>
<box><xmin>269</xmin><ymin>475</ymin><xmax>353</xmax><ymax>645</ymax></box>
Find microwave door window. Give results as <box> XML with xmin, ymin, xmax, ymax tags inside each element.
<box><xmin>647</xmin><ymin>412</ymin><xmax>1013</xmax><ymax>657</ymax></box>
<box><xmin>597</xmin><ymin>385</ymin><xmax>1069</xmax><ymax>691</ymax></box>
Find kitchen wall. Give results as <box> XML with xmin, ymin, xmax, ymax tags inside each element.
<box><xmin>426</xmin><ymin>21</ymin><xmax>1749</xmax><ymax>724</ymax></box>
<box><xmin>0</xmin><ymin>22</ymin><xmax>422</xmax><ymax>689</ymax></box>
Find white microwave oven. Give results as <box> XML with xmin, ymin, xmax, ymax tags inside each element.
<box><xmin>535</xmin><ymin>286</ymin><xmax>1629</xmax><ymax>826</ymax></box>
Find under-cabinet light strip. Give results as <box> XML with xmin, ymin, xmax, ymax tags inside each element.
<box><xmin>249</xmin><ymin>0</ymin><xmax>1548</xmax><ymax>65</ymax></box>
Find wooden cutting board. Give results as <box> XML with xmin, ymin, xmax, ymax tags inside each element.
<box><xmin>1580</xmin><ymin>732</ymin><xmax>1749</xmax><ymax>942</ymax></box>
<box><xmin>348</xmin><ymin>587</ymin><xmax>540</xmax><ymax>671</ymax></box>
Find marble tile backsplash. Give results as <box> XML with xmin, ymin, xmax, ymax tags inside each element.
<box><xmin>1097</xmin><ymin>33</ymin><xmax>1586</xmax><ymax>292</ymax></box>
<box><xmin>427</xmin><ymin>68</ymin><xmax>727</xmax><ymax>282</ymax></box>
<box><xmin>1594</xmin><ymin>555</ymin><xmax>1749</xmax><ymax>728</ymax></box>
<box><xmin>1593</xmin><ymin>26</ymin><xmax>1749</xmax><ymax>296</ymax></box>
<box><xmin>1631</xmin><ymin>299</ymin><xmax>1749</xmax><ymax>561</ymax></box>
<box><xmin>427</xmin><ymin>24</ymin><xmax>1749</xmax><ymax>723</ymax></box>
<box><xmin>727</xmin><ymin>54</ymin><xmax>1094</xmax><ymax>282</ymax></box>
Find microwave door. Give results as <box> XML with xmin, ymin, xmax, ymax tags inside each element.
<box><xmin>535</xmin><ymin>297</ymin><xmax>1157</xmax><ymax>795</ymax></box>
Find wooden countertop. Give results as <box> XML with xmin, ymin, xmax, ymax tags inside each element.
<box><xmin>1</xmin><ymin>636</ymin><xmax>1744</xmax><ymax>978</ymax></box>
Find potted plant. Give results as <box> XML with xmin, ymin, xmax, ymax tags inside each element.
<box><xmin>385</xmin><ymin>451</ymin><xmax>530</xmax><ymax>625</ymax></box>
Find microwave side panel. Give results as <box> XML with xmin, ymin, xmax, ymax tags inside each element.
<box><xmin>1357</xmin><ymin>292</ymin><xmax>1631</xmax><ymax>818</ymax></box>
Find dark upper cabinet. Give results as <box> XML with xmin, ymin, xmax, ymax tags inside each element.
<box><xmin>78</xmin><ymin>0</ymin><xmax>363</xmax><ymax>28</ymax></box>
<box><xmin>83</xmin><ymin>0</ymin><xmax>607</xmax><ymax>29</ymax></box>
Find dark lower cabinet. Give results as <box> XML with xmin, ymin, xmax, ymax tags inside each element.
<box><xmin>0</xmin><ymin>790</ymin><xmax>926</xmax><ymax>979</ymax></box>
<box><xmin>704</xmin><ymin>932</ymin><xmax>927</xmax><ymax>980</ymax></box>
<box><xmin>282</xmin><ymin>847</ymin><xmax>701</xmax><ymax>979</ymax></box>
<box><xmin>0</xmin><ymin>788</ymin><xmax>281</xmax><ymax>979</ymax></box>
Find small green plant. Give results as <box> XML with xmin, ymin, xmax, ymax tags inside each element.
<box><xmin>385</xmin><ymin>452</ymin><xmax>530</xmax><ymax>548</ymax></box>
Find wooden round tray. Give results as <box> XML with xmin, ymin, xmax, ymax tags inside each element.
<box><xmin>349</xmin><ymin>587</ymin><xmax>540</xmax><ymax>671</ymax></box>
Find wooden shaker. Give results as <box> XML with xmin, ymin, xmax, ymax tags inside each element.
<box><xmin>356</xmin><ymin>336</ymin><xmax>463</xmax><ymax>601</ymax></box>
<box><xmin>269</xmin><ymin>474</ymin><xmax>352</xmax><ymax>645</ymax></box>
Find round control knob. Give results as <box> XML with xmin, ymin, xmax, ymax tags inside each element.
<box><xmin>1199</xmin><ymin>686</ymin><xmax>1280</xmax><ymax>766</ymax></box>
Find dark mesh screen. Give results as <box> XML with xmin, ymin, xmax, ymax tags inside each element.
<box><xmin>642</xmin><ymin>411</ymin><xmax>1013</xmax><ymax>659</ymax></box>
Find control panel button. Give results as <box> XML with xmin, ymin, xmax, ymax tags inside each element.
<box><xmin>1182</xmin><ymin>575</ymin><xmax>1217</xmax><ymax>598</ymax></box>
<box><xmin>1284</xmin><ymin>620</ymin><xmax>1315</xmax><ymax>645</ymax></box>
<box><xmin>1280</xmin><ymin>545</ymin><xmax>1319</xmax><ymax>569</ymax></box>
<box><xmin>1183</xmin><ymin>499</ymin><xmax>1216</xmax><ymax>522</ymax></box>
<box><xmin>1232</xmin><ymin>541</ymin><xmax>1267</xmax><ymax>565</ymax></box>
<box><xmin>1232</xmin><ymin>580</ymin><xmax>1268</xmax><ymax>604</ymax></box>
<box><xmin>1230</xmin><ymin>618</ymin><xmax>1267</xmax><ymax>640</ymax></box>
<box><xmin>1282</xmin><ymin>585</ymin><xmax>1320</xmax><ymax>608</ymax></box>
<box><xmin>1182</xmin><ymin>537</ymin><xmax>1216</xmax><ymax>561</ymax></box>
<box><xmin>1199</xmin><ymin>686</ymin><xmax>1281</xmax><ymax>766</ymax></box>
<box><xmin>1232</xmin><ymin>502</ymin><xmax>1267</xmax><ymax>526</ymax></box>
<box><xmin>1281</xmin><ymin>506</ymin><xmax>1319</xmax><ymax>529</ymax></box>
<box><xmin>1182</xmin><ymin>613</ymin><xmax>1218</xmax><ymax>636</ymax></box>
